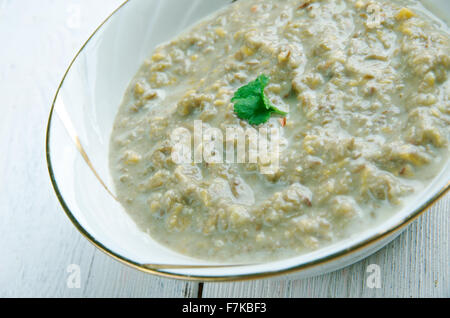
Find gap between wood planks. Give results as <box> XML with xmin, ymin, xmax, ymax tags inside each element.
<box><xmin>197</xmin><ymin>283</ymin><xmax>204</xmax><ymax>298</ymax></box>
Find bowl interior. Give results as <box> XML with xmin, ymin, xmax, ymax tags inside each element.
<box><xmin>47</xmin><ymin>0</ymin><xmax>450</xmax><ymax>279</ymax></box>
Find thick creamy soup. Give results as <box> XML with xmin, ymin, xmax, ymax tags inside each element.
<box><xmin>110</xmin><ymin>0</ymin><xmax>449</xmax><ymax>262</ymax></box>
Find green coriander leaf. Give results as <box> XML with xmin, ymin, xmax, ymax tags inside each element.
<box><xmin>231</xmin><ymin>74</ymin><xmax>288</xmax><ymax>125</ymax></box>
<box><xmin>233</xmin><ymin>95</ymin><xmax>261</xmax><ymax>119</ymax></box>
<box><xmin>262</xmin><ymin>93</ymin><xmax>272</xmax><ymax>110</ymax></box>
<box><xmin>231</xmin><ymin>74</ymin><xmax>270</xmax><ymax>102</ymax></box>
<box><xmin>234</xmin><ymin>96</ymin><xmax>271</xmax><ymax>125</ymax></box>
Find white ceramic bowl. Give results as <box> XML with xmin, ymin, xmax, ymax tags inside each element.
<box><xmin>46</xmin><ymin>0</ymin><xmax>450</xmax><ymax>281</ymax></box>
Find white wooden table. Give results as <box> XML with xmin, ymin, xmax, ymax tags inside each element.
<box><xmin>0</xmin><ymin>0</ymin><xmax>448</xmax><ymax>298</ymax></box>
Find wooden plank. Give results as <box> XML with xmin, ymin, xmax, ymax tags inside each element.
<box><xmin>202</xmin><ymin>194</ymin><xmax>449</xmax><ymax>298</ymax></box>
<box><xmin>0</xmin><ymin>0</ymin><xmax>197</xmax><ymax>298</ymax></box>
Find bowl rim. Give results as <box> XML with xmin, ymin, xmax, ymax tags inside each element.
<box><xmin>46</xmin><ymin>0</ymin><xmax>450</xmax><ymax>282</ymax></box>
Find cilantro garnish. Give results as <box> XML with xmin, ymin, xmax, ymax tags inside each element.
<box><xmin>231</xmin><ymin>74</ymin><xmax>288</xmax><ymax>125</ymax></box>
